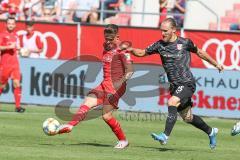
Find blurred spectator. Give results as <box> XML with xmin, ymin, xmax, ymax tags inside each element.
<box><xmin>34</xmin><ymin>5</ymin><xmax>56</xmax><ymax>21</ymax></box>
<box><xmin>124</xmin><ymin>0</ymin><xmax>132</xmax><ymax>5</ymax></box>
<box><xmin>73</xmin><ymin>0</ymin><xmax>99</xmax><ymax>24</ymax></box>
<box><xmin>0</xmin><ymin>0</ymin><xmax>12</xmax><ymax>14</ymax></box>
<box><xmin>230</xmin><ymin>24</ymin><xmax>239</xmax><ymax>30</ymax></box>
<box><xmin>42</xmin><ymin>0</ymin><xmax>58</xmax><ymax>16</ymax></box>
<box><xmin>19</xmin><ymin>0</ymin><xmax>43</xmax><ymax>19</ymax></box>
<box><xmin>19</xmin><ymin>21</ymin><xmax>43</xmax><ymax>58</ymax></box>
<box><xmin>55</xmin><ymin>0</ymin><xmax>75</xmax><ymax>23</ymax></box>
<box><xmin>19</xmin><ymin>5</ymin><xmax>32</xmax><ymax>20</ymax></box>
<box><xmin>102</xmin><ymin>0</ymin><xmax>118</xmax><ymax>19</ymax></box>
<box><xmin>172</xmin><ymin>0</ymin><xmax>185</xmax><ymax>27</ymax></box>
<box><xmin>0</xmin><ymin>0</ymin><xmax>21</xmax><ymax>19</ymax></box>
<box><xmin>7</xmin><ymin>5</ymin><xmax>20</xmax><ymax>19</ymax></box>
<box><xmin>159</xmin><ymin>0</ymin><xmax>168</xmax><ymax>26</ymax></box>
<box><xmin>230</xmin><ymin>17</ymin><xmax>240</xmax><ymax>31</ymax></box>
<box><xmin>104</xmin><ymin>0</ymin><xmax>131</xmax><ymax>25</ymax></box>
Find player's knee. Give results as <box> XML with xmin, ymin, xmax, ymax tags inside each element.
<box><xmin>13</xmin><ymin>81</ymin><xmax>20</xmax><ymax>88</ymax></box>
<box><xmin>83</xmin><ymin>95</ymin><xmax>97</xmax><ymax>108</ymax></box>
<box><xmin>180</xmin><ymin>113</ymin><xmax>193</xmax><ymax>123</ymax></box>
<box><xmin>102</xmin><ymin>113</ymin><xmax>113</xmax><ymax>121</ymax></box>
<box><xmin>168</xmin><ymin>97</ymin><xmax>180</xmax><ymax>107</ymax></box>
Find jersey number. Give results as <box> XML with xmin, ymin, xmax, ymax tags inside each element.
<box><xmin>176</xmin><ymin>86</ymin><xmax>184</xmax><ymax>94</ymax></box>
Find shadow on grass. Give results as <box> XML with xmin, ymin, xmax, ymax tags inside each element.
<box><xmin>40</xmin><ymin>143</ymin><xmax>57</xmax><ymax>146</ymax></box>
<box><xmin>39</xmin><ymin>142</ymin><xmax>112</xmax><ymax>147</ymax></box>
<box><xmin>0</xmin><ymin>109</ymin><xmax>15</xmax><ymax>113</ymax></box>
<box><xmin>67</xmin><ymin>142</ymin><xmax>112</xmax><ymax>147</ymax></box>
<box><xmin>136</xmin><ymin>146</ymin><xmax>195</xmax><ymax>152</ymax></box>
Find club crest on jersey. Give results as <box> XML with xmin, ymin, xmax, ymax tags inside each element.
<box><xmin>177</xmin><ymin>44</ymin><xmax>182</xmax><ymax>50</ymax></box>
<box><xmin>103</xmin><ymin>54</ymin><xmax>112</xmax><ymax>62</ymax></box>
<box><xmin>112</xmin><ymin>49</ymin><xmax>117</xmax><ymax>55</ymax></box>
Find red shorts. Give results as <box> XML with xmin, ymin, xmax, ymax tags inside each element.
<box><xmin>88</xmin><ymin>81</ymin><xmax>126</xmax><ymax>108</ymax></box>
<box><xmin>0</xmin><ymin>65</ymin><xmax>21</xmax><ymax>85</ymax></box>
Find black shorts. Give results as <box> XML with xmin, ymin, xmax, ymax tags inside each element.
<box><xmin>169</xmin><ymin>82</ymin><xmax>196</xmax><ymax>112</ymax></box>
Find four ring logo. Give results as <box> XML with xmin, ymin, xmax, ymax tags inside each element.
<box><xmin>17</xmin><ymin>30</ymin><xmax>62</xmax><ymax>59</ymax></box>
<box><xmin>202</xmin><ymin>39</ymin><xmax>240</xmax><ymax>70</ymax></box>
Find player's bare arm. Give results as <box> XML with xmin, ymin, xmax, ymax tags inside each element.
<box><xmin>128</xmin><ymin>48</ymin><xmax>147</xmax><ymax>57</ymax></box>
<box><xmin>196</xmin><ymin>48</ymin><xmax>224</xmax><ymax>72</ymax></box>
<box><xmin>114</xmin><ymin>62</ymin><xmax>134</xmax><ymax>90</ymax></box>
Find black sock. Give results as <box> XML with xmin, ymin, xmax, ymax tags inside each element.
<box><xmin>164</xmin><ymin>106</ymin><xmax>178</xmax><ymax>136</ymax></box>
<box><xmin>188</xmin><ymin>115</ymin><xmax>212</xmax><ymax>135</ymax></box>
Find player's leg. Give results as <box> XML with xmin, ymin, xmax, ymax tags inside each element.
<box><xmin>58</xmin><ymin>93</ymin><xmax>99</xmax><ymax>134</ymax></box>
<box><xmin>179</xmin><ymin>100</ymin><xmax>218</xmax><ymax>149</ymax></box>
<box><xmin>102</xmin><ymin>104</ymin><xmax>128</xmax><ymax>149</ymax></box>
<box><xmin>0</xmin><ymin>83</ymin><xmax>6</xmax><ymax>95</ymax></box>
<box><xmin>12</xmin><ymin>79</ymin><xmax>25</xmax><ymax>112</ymax></box>
<box><xmin>68</xmin><ymin>94</ymin><xmax>98</xmax><ymax>126</ymax></box>
<box><xmin>0</xmin><ymin>83</ymin><xmax>5</xmax><ymax>111</ymax></box>
<box><xmin>151</xmin><ymin>95</ymin><xmax>180</xmax><ymax>144</ymax></box>
<box><xmin>58</xmin><ymin>84</ymin><xmax>105</xmax><ymax>134</ymax></box>
<box><xmin>12</xmin><ymin>67</ymin><xmax>25</xmax><ymax>112</ymax></box>
<box><xmin>0</xmin><ymin>66</ymin><xmax>9</xmax><ymax>95</ymax></box>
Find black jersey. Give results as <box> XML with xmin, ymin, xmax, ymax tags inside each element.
<box><xmin>145</xmin><ymin>37</ymin><xmax>198</xmax><ymax>85</ymax></box>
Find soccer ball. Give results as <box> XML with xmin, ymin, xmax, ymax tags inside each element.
<box><xmin>42</xmin><ymin>118</ymin><xmax>60</xmax><ymax>136</ymax></box>
<box><xmin>231</xmin><ymin>121</ymin><xmax>240</xmax><ymax>136</ymax></box>
<box><xmin>19</xmin><ymin>48</ymin><xmax>30</xmax><ymax>57</ymax></box>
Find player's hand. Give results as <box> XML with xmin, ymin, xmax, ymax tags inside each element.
<box><xmin>119</xmin><ymin>41</ymin><xmax>132</xmax><ymax>50</ymax></box>
<box><xmin>216</xmin><ymin>64</ymin><xmax>224</xmax><ymax>73</ymax></box>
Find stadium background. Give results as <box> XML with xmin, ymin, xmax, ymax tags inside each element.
<box><xmin>0</xmin><ymin>1</ymin><xmax>239</xmax><ymax>159</ymax></box>
<box><xmin>0</xmin><ymin>0</ymin><xmax>239</xmax><ymax>118</ymax></box>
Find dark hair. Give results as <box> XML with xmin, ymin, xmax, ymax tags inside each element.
<box><xmin>162</xmin><ymin>17</ymin><xmax>177</xmax><ymax>28</ymax></box>
<box><xmin>25</xmin><ymin>21</ymin><xmax>34</xmax><ymax>26</ymax></box>
<box><xmin>104</xmin><ymin>24</ymin><xmax>119</xmax><ymax>35</ymax></box>
<box><xmin>6</xmin><ymin>17</ymin><xmax>16</xmax><ymax>23</ymax></box>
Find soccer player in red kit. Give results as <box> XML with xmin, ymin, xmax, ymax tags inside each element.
<box><xmin>57</xmin><ymin>24</ymin><xmax>134</xmax><ymax>149</ymax></box>
<box><xmin>0</xmin><ymin>17</ymin><xmax>25</xmax><ymax>113</ymax></box>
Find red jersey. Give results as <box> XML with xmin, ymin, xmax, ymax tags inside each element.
<box><xmin>0</xmin><ymin>30</ymin><xmax>19</xmax><ymax>66</ymax></box>
<box><xmin>102</xmin><ymin>47</ymin><xmax>132</xmax><ymax>90</ymax></box>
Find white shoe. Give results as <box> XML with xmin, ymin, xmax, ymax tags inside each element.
<box><xmin>114</xmin><ymin>140</ymin><xmax>129</xmax><ymax>149</ymax></box>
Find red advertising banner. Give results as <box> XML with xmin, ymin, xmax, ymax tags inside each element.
<box><xmin>80</xmin><ymin>26</ymin><xmax>240</xmax><ymax>70</ymax></box>
<box><xmin>184</xmin><ymin>30</ymin><xmax>240</xmax><ymax>70</ymax></box>
<box><xmin>1</xmin><ymin>21</ymin><xmax>238</xmax><ymax>70</ymax></box>
<box><xmin>0</xmin><ymin>21</ymin><xmax>78</xmax><ymax>60</ymax></box>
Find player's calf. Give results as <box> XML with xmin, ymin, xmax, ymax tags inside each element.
<box><xmin>179</xmin><ymin>107</ymin><xmax>193</xmax><ymax>123</ymax></box>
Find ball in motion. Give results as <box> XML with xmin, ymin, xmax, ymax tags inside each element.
<box><xmin>42</xmin><ymin>118</ymin><xmax>60</xmax><ymax>136</ymax></box>
<box><xmin>19</xmin><ymin>48</ymin><xmax>30</xmax><ymax>57</ymax></box>
<box><xmin>231</xmin><ymin>121</ymin><xmax>240</xmax><ymax>136</ymax></box>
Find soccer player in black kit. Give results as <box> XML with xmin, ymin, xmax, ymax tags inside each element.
<box><xmin>128</xmin><ymin>18</ymin><xmax>224</xmax><ymax>149</ymax></box>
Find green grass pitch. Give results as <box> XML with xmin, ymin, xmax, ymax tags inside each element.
<box><xmin>0</xmin><ymin>104</ymin><xmax>239</xmax><ymax>160</ymax></box>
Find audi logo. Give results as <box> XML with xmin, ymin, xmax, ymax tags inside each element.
<box><xmin>17</xmin><ymin>30</ymin><xmax>61</xmax><ymax>59</ymax></box>
<box><xmin>202</xmin><ymin>39</ymin><xmax>240</xmax><ymax>70</ymax></box>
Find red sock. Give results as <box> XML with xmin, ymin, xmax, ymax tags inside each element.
<box><xmin>14</xmin><ymin>87</ymin><xmax>21</xmax><ymax>109</ymax></box>
<box><xmin>68</xmin><ymin>105</ymin><xmax>90</xmax><ymax>126</ymax></box>
<box><xmin>0</xmin><ymin>88</ymin><xmax>3</xmax><ymax>95</ymax></box>
<box><xmin>105</xmin><ymin>117</ymin><xmax>126</xmax><ymax>141</ymax></box>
